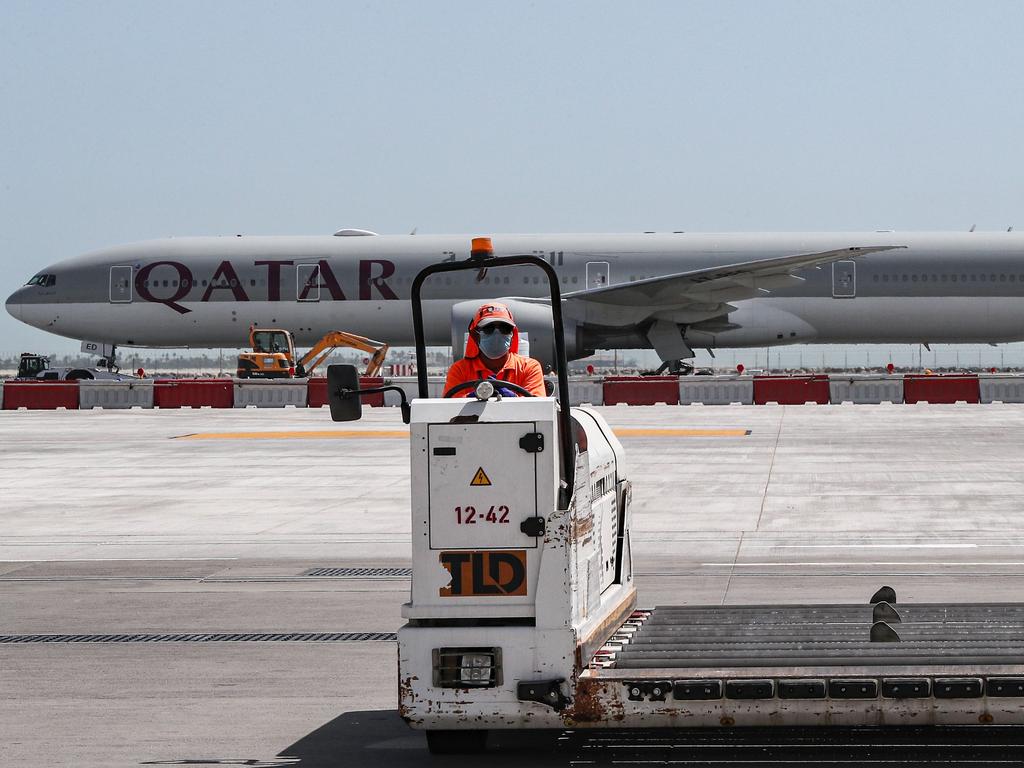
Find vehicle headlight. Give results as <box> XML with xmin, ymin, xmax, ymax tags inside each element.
<box><xmin>432</xmin><ymin>647</ymin><xmax>502</xmax><ymax>688</ymax></box>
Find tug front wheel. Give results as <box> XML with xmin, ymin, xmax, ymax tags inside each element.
<box><xmin>425</xmin><ymin>729</ymin><xmax>488</xmax><ymax>754</ymax></box>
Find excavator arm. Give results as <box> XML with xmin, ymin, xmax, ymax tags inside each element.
<box><xmin>297</xmin><ymin>332</ymin><xmax>390</xmax><ymax>377</ymax></box>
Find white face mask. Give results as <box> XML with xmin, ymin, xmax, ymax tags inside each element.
<box><xmin>478</xmin><ymin>330</ymin><xmax>513</xmax><ymax>359</ymax></box>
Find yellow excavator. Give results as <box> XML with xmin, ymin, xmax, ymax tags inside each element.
<box><xmin>236</xmin><ymin>327</ymin><xmax>389</xmax><ymax>379</ymax></box>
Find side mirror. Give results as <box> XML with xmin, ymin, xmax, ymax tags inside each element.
<box><xmin>327</xmin><ymin>364</ymin><xmax>362</xmax><ymax>422</ymax></box>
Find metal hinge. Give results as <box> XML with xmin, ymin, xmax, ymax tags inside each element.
<box><xmin>520</xmin><ymin>517</ymin><xmax>546</xmax><ymax>537</ymax></box>
<box><xmin>517</xmin><ymin>679</ymin><xmax>568</xmax><ymax>711</ymax></box>
<box><xmin>519</xmin><ymin>432</ymin><xmax>544</xmax><ymax>453</ymax></box>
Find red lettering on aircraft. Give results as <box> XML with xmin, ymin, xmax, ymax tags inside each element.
<box><xmin>299</xmin><ymin>260</ymin><xmax>347</xmax><ymax>301</ymax></box>
<box><xmin>360</xmin><ymin>259</ymin><xmax>398</xmax><ymax>300</ymax></box>
<box><xmin>134</xmin><ymin>258</ymin><xmax>398</xmax><ymax>312</ymax></box>
<box><xmin>201</xmin><ymin>261</ymin><xmax>250</xmax><ymax>302</ymax></box>
<box><xmin>135</xmin><ymin>261</ymin><xmax>194</xmax><ymax>315</ymax></box>
<box><xmin>254</xmin><ymin>259</ymin><xmax>294</xmax><ymax>301</ymax></box>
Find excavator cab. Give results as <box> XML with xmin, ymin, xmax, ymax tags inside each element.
<box><xmin>237</xmin><ymin>328</ymin><xmax>296</xmax><ymax>378</ymax></box>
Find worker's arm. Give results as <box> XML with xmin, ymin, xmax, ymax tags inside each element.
<box><xmin>444</xmin><ymin>359</ymin><xmax>474</xmax><ymax>397</ymax></box>
<box><xmin>520</xmin><ymin>358</ymin><xmax>547</xmax><ymax>397</ymax></box>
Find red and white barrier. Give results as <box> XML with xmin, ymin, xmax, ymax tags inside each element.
<box><xmin>603</xmin><ymin>376</ymin><xmax>680</xmax><ymax>406</ymax></box>
<box><xmin>903</xmin><ymin>375</ymin><xmax>980</xmax><ymax>404</ymax></box>
<box><xmin>5</xmin><ymin>373</ymin><xmax>1024</xmax><ymax>410</ymax></box>
<box><xmin>828</xmin><ymin>375</ymin><xmax>903</xmax><ymax>404</ymax></box>
<box><xmin>753</xmin><ymin>375</ymin><xmax>830</xmax><ymax>405</ymax></box>
<box><xmin>2</xmin><ymin>381</ymin><xmax>79</xmax><ymax>410</ymax></box>
<box><xmin>154</xmin><ymin>379</ymin><xmax>234</xmax><ymax>409</ymax></box>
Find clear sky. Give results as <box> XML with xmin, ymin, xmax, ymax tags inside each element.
<box><xmin>3</xmin><ymin>1</ymin><xmax>1024</xmax><ymax>366</ymax></box>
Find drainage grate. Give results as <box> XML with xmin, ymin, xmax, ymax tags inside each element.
<box><xmin>302</xmin><ymin>567</ymin><xmax>412</xmax><ymax>578</ymax></box>
<box><xmin>0</xmin><ymin>631</ymin><xmax>396</xmax><ymax>644</ymax></box>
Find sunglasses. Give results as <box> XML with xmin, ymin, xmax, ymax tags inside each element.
<box><xmin>479</xmin><ymin>323</ymin><xmax>514</xmax><ymax>335</ymax></box>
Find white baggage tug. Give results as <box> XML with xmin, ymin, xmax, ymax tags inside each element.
<box><xmin>327</xmin><ymin>246</ymin><xmax>1024</xmax><ymax>754</ymax></box>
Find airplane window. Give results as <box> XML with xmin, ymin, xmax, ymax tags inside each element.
<box><xmin>961</xmin><ymin>275</ymin><xmax>967</xmax><ymax>282</ymax></box>
<box><xmin>931</xmin><ymin>274</ymin><xmax>937</xmax><ymax>282</ymax></box>
<box><xmin>942</xmin><ymin>275</ymin><xmax>948</xmax><ymax>282</ymax></box>
<box><xmin>202</xmin><ymin>280</ymin><xmax>208</xmax><ymax>286</ymax></box>
<box><xmin>44</xmin><ymin>275</ymin><xmax>56</xmax><ymax>287</ymax></box>
<box><xmin>533</xmin><ymin>277</ymin><xmax>540</xmax><ymax>284</ymax></box>
<box><xmin>1010</xmin><ymin>275</ymin><xmax>1016</xmax><ymax>282</ymax></box>
<box><xmin>503</xmin><ymin>277</ymin><xmax>509</xmax><ymax>284</ymax></box>
<box><xmin>882</xmin><ymin>274</ymin><xmax>889</xmax><ymax>282</ymax></box>
<box><xmin>163</xmin><ymin>280</ymin><xmax>169</xmax><ymax>287</ymax></box>
<box><xmin>571</xmin><ymin>276</ymin><xmax>578</xmax><ymax>283</ymax></box>
<box><xmin>952</xmin><ymin>275</ymin><xmax>958</xmax><ymax>282</ymax></box>
<box><xmin>911</xmin><ymin>274</ymin><xmax>918</xmax><ymax>282</ymax></box>
<box><xmin>230</xmin><ymin>279</ymin><xmax>238</xmax><ymax>287</ymax></box>
<box><xmin>991</xmin><ymin>274</ymin><xmax>997</xmax><ymax>282</ymax></box>
<box><xmin>872</xmin><ymin>274</ymin><xmax>879</xmax><ymax>282</ymax></box>
<box><xmin>902</xmin><ymin>274</ymin><xmax>908</xmax><ymax>282</ymax></box>
<box><xmin>172</xmin><ymin>280</ymin><xmax>178</xmax><ymax>287</ymax></box>
<box><xmin>250</xmin><ymin>280</ymin><xmax>256</xmax><ymax>287</ymax></box>
<box><xmin>523</xmin><ymin>277</ymin><xmax>529</xmax><ymax>284</ymax></box>
<box><xmin>980</xmin><ymin>274</ymin><xmax>987</xmax><ymax>282</ymax></box>
<box><xmin>1000</xmin><ymin>274</ymin><xmax>1007</xmax><ymax>282</ymax></box>
<box><xmin>971</xmin><ymin>274</ymin><xmax>977</xmax><ymax>282</ymax></box>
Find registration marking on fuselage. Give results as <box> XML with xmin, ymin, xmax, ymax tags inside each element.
<box><xmin>174</xmin><ymin>428</ymin><xmax>750</xmax><ymax>440</ymax></box>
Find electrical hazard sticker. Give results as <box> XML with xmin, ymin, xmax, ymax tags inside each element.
<box><xmin>439</xmin><ymin>550</ymin><xmax>527</xmax><ymax>597</ymax></box>
<box><xmin>470</xmin><ymin>467</ymin><xmax>492</xmax><ymax>486</ymax></box>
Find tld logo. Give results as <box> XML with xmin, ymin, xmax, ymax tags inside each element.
<box><xmin>439</xmin><ymin>550</ymin><xmax>527</xmax><ymax>597</ymax></box>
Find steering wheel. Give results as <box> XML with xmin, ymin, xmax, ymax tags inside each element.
<box><xmin>443</xmin><ymin>378</ymin><xmax>536</xmax><ymax>398</ymax></box>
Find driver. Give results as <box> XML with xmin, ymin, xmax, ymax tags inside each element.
<box><xmin>444</xmin><ymin>302</ymin><xmax>546</xmax><ymax>397</ymax></box>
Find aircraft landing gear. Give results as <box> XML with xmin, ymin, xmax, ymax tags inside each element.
<box><xmin>641</xmin><ymin>359</ymin><xmax>694</xmax><ymax>376</ymax></box>
<box><xmin>97</xmin><ymin>345</ymin><xmax>120</xmax><ymax>374</ymax></box>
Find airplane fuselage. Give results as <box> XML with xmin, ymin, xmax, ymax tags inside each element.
<box><xmin>7</xmin><ymin>232</ymin><xmax>1024</xmax><ymax>359</ymax></box>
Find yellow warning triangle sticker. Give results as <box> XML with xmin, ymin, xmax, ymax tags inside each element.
<box><xmin>470</xmin><ymin>467</ymin><xmax>492</xmax><ymax>486</ymax></box>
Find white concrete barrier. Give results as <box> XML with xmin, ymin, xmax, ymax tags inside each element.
<box><xmin>383</xmin><ymin>377</ymin><xmax>446</xmax><ymax>405</ymax></box>
<box><xmin>678</xmin><ymin>376</ymin><xmax>754</xmax><ymax>405</ymax></box>
<box><xmin>829</xmin><ymin>375</ymin><xmax>904</xmax><ymax>404</ymax></box>
<box><xmin>78</xmin><ymin>380</ymin><xmax>155</xmax><ymax>409</ymax></box>
<box><xmin>979</xmin><ymin>375</ymin><xmax>1024</xmax><ymax>403</ymax></box>
<box><xmin>568</xmin><ymin>378</ymin><xmax>604</xmax><ymax>406</ymax></box>
<box><xmin>0</xmin><ymin>381</ymin><xmax>4</xmax><ymax>410</ymax></box>
<box><xmin>233</xmin><ymin>379</ymin><xmax>308</xmax><ymax>408</ymax></box>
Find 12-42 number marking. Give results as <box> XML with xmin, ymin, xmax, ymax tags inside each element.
<box><xmin>455</xmin><ymin>505</ymin><xmax>510</xmax><ymax>525</ymax></box>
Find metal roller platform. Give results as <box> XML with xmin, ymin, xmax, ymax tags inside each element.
<box><xmin>606</xmin><ymin>602</ymin><xmax>1024</xmax><ymax>669</ymax></box>
<box><xmin>588</xmin><ymin>596</ymin><xmax>1024</xmax><ymax>715</ymax></box>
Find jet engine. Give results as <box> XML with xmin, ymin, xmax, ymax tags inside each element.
<box><xmin>450</xmin><ymin>298</ymin><xmax>585</xmax><ymax>371</ymax></box>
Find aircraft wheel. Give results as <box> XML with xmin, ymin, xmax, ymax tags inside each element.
<box><xmin>425</xmin><ymin>729</ymin><xmax>488</xmax><ymax>754</ymax></box>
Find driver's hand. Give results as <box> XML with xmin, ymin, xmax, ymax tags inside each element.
<box><xmin>488</xmin><ymin>376</ymin><xmax>518</xmax><ymax>398</ymax></box>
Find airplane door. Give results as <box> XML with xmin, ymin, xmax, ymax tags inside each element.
<box><xmin>586</xmin><ymin>261</ymin><xmax>610</xmax><ymax>288</ymax></box>
<box><xmin>109</xmin><ymin>266</ymin><xmax>133</xmax><ymax>303</ymax></box>
<box><xmin>832</xmin><ymin>261</ymin><xmax>856</xmax><ymax>298</ymax></box>
<box><xmin>297</xmin><ymin>263</ymin><xmax>320</xmax><ymax>302</ymax></box>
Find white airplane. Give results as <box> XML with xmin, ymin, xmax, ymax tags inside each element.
<box><xmin>7</xmin><ymin>229</ymin><xmax>1024</xmax><ymax>370</ymax></box>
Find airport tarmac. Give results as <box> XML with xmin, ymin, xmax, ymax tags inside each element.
<box><xmin>4</xmin><ymin>403</ymin><xmax>1024</xmax><ymax>766</ymax></box>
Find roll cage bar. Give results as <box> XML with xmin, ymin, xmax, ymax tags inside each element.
<box><xmin>410</xmin><ymin>253</ymin><xmax>575</xmax><ymax>502</ymax></box>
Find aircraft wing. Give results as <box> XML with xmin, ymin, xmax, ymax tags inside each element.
<box><xmin>562</xmin><ymin>245</ymin><xmax>905</xmax><ymax>309</ymax></box>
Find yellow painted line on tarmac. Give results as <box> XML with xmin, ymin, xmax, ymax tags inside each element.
<box><xmin>175</xmin><ymin>430</ymin><xmax>409</xmax><ymax>440</ymax></box>
<box><xmin>175</xmin><ymin>428</ymin><xmax>750</xmax><ymax>440</ymax></box>
<box><xmin>615</xmin><ymin>428</ymin><xmax>751</xmax><ymax>438</ymax></box>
